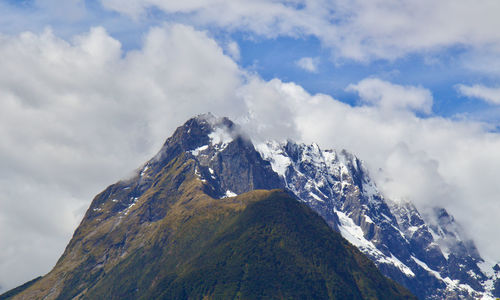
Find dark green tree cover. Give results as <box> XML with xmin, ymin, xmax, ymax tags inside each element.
<box><xmin>75</xmin><ymin>191</ymin><xmax>414</xmax><ymax>299</ymax></box>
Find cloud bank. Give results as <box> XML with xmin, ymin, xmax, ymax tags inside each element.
<box><xmin>101</xmin><ymin>0</ymin><xmax>500</xmax><ymax>68</ymax></box>
<box><xmin>2</xmin><ymin>24</ymin><xmax>500</xmax><ymax>292</ymax></box>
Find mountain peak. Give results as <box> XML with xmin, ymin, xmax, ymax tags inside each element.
<box><xmin>150</xmin><ymin>113</ymin><xmax>235</xmax><ymax>165</ymax></box>
<box><xmin>192</xmin><ymin>112</ymin><xmax>231</xmax><ymax>126</ymax></box>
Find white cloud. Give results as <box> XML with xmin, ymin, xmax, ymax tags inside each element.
<box><xmin>100</xmin><ymin>0</ymin><xmax>500</xmax><ymax>65</ymax></box>
<box><xmin>225</xmin><ymin>40</ymin><xmax>240</xmax><ymax>61</ymax></box>
<box><xmin>346</xmin><ymin>78</ymin><xmax>433</xmax><ymax>114</ymax></box>
<box><xmin>461</xmin><ymin>47</ymin><xmax>500</xmax><ymax>76</ymax></box>
<box><xmin>295</xmin><ymin>56</ymin><xmax>319</xmax><ymax>73</ymax></box>
<box><xmin>457</xmin><ymin>84</ymin><xmax>500</xmax><ymax>105</ymax></box>
<box><xmin>377</xmin><ymin>143</ymin><xmax>456</xmax><ymax>210</ymax></box>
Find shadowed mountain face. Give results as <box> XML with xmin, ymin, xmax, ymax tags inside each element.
<box><xmin>3</xmin><ymin>114</ymin><xmax>415</xmax><ymax>300</ymax></box>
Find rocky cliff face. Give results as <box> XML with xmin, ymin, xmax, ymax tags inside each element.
<box><xmin>150</xmin><ymin>115</ymin><xmax>283</xmax><ymax>198</ymax></box>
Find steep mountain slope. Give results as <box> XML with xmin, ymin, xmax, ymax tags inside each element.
<box><xmin>257</xmin><ymin>140</ymin><xmax>494</xmax><ymax>299</ymax></box>
<box><xmin>81</xmin><ymin>190</ymin><xmax>414</xmax><ymax>300</ymax></box>
<box><xmin>5</xmin><ymin>115</ymin><xmax>414</xmax><ymax>300</ymax></box>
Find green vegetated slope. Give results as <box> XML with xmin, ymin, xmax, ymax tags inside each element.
<box><xmin>85</xmin><ymin>190</ymin><xmax>415</xmax><ymax>300</ymax></box>
<box><xmin>0</xmin><ymin>277</ymin><xmax>41</xmax><ymax>300</ymax></box>
<box><xmin>6</xmin><ymin>145</ymin><xmax>416</xmax><ymax>299</ymax></box>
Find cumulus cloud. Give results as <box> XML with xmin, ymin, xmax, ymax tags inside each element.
<box><xmin>100</xmin><ymin>0</ymin><xmax>500</xmax><ymax>65</ymax></box>
<box><xmin>456</xmin><ymin>84</ymin><xmax>500</xmax><ymax>105</ymax></box>
<box><xmin>346</xmin><ymin>78</ymin><xmax>433</xmax><ymax>114</ymax></box>
<box><xmin>295</xmin><ymin>56</ymin><xmax>319</xmax><ymax>73</ymax></box>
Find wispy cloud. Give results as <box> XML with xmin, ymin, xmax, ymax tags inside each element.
<box><xmin>346</xmin><ymin>78</ymin><xmax>433</xmax><ymax>114</ymax></box>
<box><xmin>295</xmin><ymin>56</ymin><xmax>319</xmax><ymax>73</ymax></box>
<box><xmin>100</xmin><ymin>0</ymin><xmax>500</xmax><ymax>66</ymax></box>
<box><xmin>225</xmin><ymin>40</ymin><xmax>240</xmax><ymax>61</ymax></box>
<box><xmin>456</xmin><ymin>84</ymin><xmax>500</xmax><ymax>105</ymax></box>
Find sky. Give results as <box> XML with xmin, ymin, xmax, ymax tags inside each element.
<box><xmin>2</xmin><ymin>0</ymin><xmax>500</xmax><ymax>293</ymax></box>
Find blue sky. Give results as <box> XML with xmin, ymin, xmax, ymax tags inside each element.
<box><xmin>2</xmin><ymin>0</ymin><xmax>500</xmax><ymax>293</ymax></box>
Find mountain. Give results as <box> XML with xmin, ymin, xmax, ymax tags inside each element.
<box><xmin>257</xmin><ymin>139</ymin><xmax>497</xmax><ymax>299</ymax></box>
<box><xmin>3</xmin><ymin>114</ymin><xmax>415</xmax><ymax>300</ymax></box>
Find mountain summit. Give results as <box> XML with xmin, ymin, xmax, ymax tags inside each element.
<box><xmin>3</xmin><ymin>114</ymin><xmax>415</xmax><ymax>300</ymax></box>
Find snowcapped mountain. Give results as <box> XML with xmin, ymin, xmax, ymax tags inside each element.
<box><xmin>256</xmin><ymin>139</ymin><xmax>494</xmax><ymax>299</ymax></box>
<box><xmin>178</xmin><ymin>114</ymin><xmax>496</xmax><ymax>299</ymax></box>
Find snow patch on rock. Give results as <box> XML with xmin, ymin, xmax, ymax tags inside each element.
<box><xmin>222</xmin><ymin>190</ymin><xmax>237</xmax><ymax>198</ymax></box>
<box><xmin>191</xmin><ymin>145</ymin><xmax>209</xmax><ymax>156</ymax></box>
<box><xmin>255</xmin><ymin>141</ymin><xmax>291</xmax><ymax>177</ymax></box>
